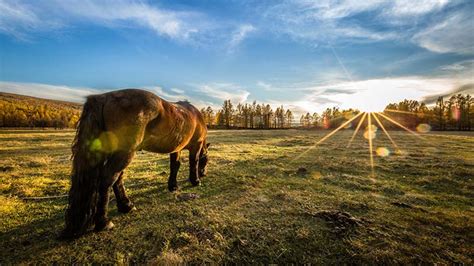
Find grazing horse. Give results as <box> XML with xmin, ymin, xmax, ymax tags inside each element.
<box><xmin>61</xmin><ymin>89</ymin><xmax>209</xmax><ymax>238</ymax></box>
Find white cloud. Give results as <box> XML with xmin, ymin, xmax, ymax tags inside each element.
<box><xmin>0</xmin><ymin>81</ymin><xmax>99</xmax><ymax>102</ymax></box>
<box><xmin>257</xmin><ymin>81</ymin><xmax>276</xmax><ymax>91</ymax></box>
<box><xmin>227</xmin><ymin>24</ymin><xmax>256</xmax><ymax>53</ymax></box>
<box><xmin>440</xmin><ymin>59</ymin><xmax>474</xmax><ymax>72</ymax></box>
<box><xmin>262</xmin><ymin>0</ymin><xmax>456</xmax><ymax>46</ymax></box>
<box><xmin>0</xmin><ymin>0</ymin><xmax>62</xmax><ymax>39</ymax></box>
<box><xmin>53</xmin><ymin>0</ymin><xmax>200</xmax><ymax>40</ymax></box>
<box><xmin>196</xmin><ymin>83</ymin><xmax>250</xmax><ymax>103</ymax></box>
<box><xmin>413</xmin><ymin>10</ymin><xmax>474</xmax><ymax>54</ymax></box>
<box><xmin>171</xmin><ymin>88</ymin><xmax>185</xmax><ymax>94</ymax></box>
<box><xmin>0</xmin><ymin>0</ymin><xmax>214</xmax><ymax>42</ymax></box>
<box><xmin>263</xmin><ymin>0</ymin><xmax>394</xmax><ymax>42</ymax></box>
<box><xmin>275</xmin><ymin>0</ymin><xmax>450</xmax><ymax>20</ymax></box>
<box><xmin>388</xmin><ymin>0</ymin><xmax>449</xmax><ymax>17</ymax></box>
<box><xmin>143</xmin><ymin>86</ymin><xmax>189</xmax><ymax>102</ymax></box>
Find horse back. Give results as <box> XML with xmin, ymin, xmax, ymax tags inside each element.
<box><xmin>87</xmin><ymin>88</ymin><xmax>206</xmax><ymax>153</ymax></box>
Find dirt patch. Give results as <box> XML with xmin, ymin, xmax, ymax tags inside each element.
<box><xmin>176</xmin><ymin>193</ymin><xmax>200</xmax><ymax>201</ymax></box>
<box><xmin>391</xmin><ymin>201</ymin><xmax>428</xmax><ymax>212</ymax></box>
<box><xmin>311</xmin><ymin>210</ymin><xmax>365</xmax><ymax>235</ymax></box>
<box><xmin>296</xmin><ymin>167</ymin><xmax>308</xmax><ymax>176</ymax></box>
<box><xmin>0</xmin><ymin>166</ymin><xmax>14</xmax><ymax>172</ymax></box>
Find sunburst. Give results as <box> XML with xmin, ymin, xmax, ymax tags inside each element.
<box><xmin>298</xmin><ymin>110</ymin><xmax>428</xmax><ymax>176</ymax></box>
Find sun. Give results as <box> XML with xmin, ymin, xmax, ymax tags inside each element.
<box><xmin>360</xmin><ymin>106</ymin><xmax>385</xmax><ymax>112</ymax></box>
<box><xmin>357</xmin><ymin>102</ymin><xmax>386</xmax><ymax>113</ymax></box>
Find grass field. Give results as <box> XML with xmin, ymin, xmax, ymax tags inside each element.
<box><xmin>1</xmin><ymin>129</ymin><xmax>473</xmax><ymax>264</ymax></box>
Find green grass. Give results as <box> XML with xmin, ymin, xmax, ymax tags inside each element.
<box><xmin>1</xmin><ymin>129</ymin><xmax>473</xmax><ymax>264</ymax></box>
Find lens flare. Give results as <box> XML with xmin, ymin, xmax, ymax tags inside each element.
<box><xmin>363</xmin><ymin>130</ymin><xmax>376</xmax><ymax>140</ymax></box>
<box><xmin>416</xmin><ymin>123</ymin><xmax>431</xmax><ymax>133</ymax></box>
<box><xmin>363</xmin><ymin>124</ymin><xmax>377</xmax><ymax>140</ymax></box>
<box><xmin>89</xmin><ymin>138</ymin><xmax>102</xmax><ymax>152</ymax></box>
<box><xmin>451</xmin><ymin>107</ymin><xmax>460</xmax><ymax>121</ymax></box>
<box><xmin>376</xmin><ymin>147</ymin><xmax>390</xmax><ymax>157</ymax></box>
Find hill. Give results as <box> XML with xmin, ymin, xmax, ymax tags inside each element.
<box><xmin>0</xmin><ymin>92</ymin><xmax>82</xmax><ymax>128</ymax></box>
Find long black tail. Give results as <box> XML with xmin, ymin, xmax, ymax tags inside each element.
<box><xmin>61</xmin><ymin>96</ymin><xmax>106</xmax><ymax>238</ymax></box>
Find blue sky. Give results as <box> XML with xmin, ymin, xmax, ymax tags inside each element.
<box><xmin>0</xmin><ymin>0</ymin><xmax>473</xmax><ymax>113</ymax></box>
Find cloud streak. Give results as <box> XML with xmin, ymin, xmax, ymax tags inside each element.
<box><xmin>412</xmin><ymin>9</ymin><xmax>474</xmax><ymax>54</ymax></box>
<box><xmin>0</xmin><ymin>0</ymin><xmax>203</xmax><ymax>40</ymax></box>
<box><xmin>422</xmin><ymin>83</ymin><xmax>474</xmax><ymax>104</ymax></box>
<box><xmin>260</xmin><ymin>0</ymin><xmax>470</xmax><ymax>54</ymax></box>
<box><xmin>196</xmin><ymin>83</ymin><xmax>250</xmax><ymax>103</ymax></box>
<box><xmin>0</xmin><ymin>81</ymin><xmax>99</xmax><ymax>102</ymax></box>
<box><xmin>228</xmin><ymin>24</ymin><xmax>256</xmax><ymax>53</ymax></box>
<box><xmin>0</xmin><ymin>0</ymin><xmax>255</xmax><ymax>49</ymax></box>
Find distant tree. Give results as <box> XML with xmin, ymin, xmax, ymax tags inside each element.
<box><xmin>221</xmin><ymin>100</ymin><xmax>233</xmax><ymax>128</ymax></box>
<box><xmin>466</xmin><ymin>95</ymin><xmax>472</xmax><ymax>130</ymax></box>
<box><xmin>285</xmin><ymin>109</ymin><xmax>293</xmax><ymax>128</ymax></box>
<box><xmin>435</xmin><ymin>96</ymin><xmax>446</xmax><ymax>130</ymax></box>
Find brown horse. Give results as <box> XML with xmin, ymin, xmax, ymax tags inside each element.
<box><xmin>61</xmin><ymin>89</ymin><xmax>209</xmax><ymax>238</ymax></box>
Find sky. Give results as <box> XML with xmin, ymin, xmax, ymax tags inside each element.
<box><xmin>0</xmin><ymin>0</ymin><xmax>473</xmax><ymax>114</ymax></box>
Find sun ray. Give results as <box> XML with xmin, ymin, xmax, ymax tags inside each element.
<box><xmin>372</xmin><ymin>112</ymin><xmax>401</xmax><ymax>154</ymax></box>
<box><xmin>290</xmin><ymin>112</ymin><xmax>363</xmax><ymax>162</ymax></box>
<box><xmin>347</xmin><ymin>112</ymin><xmax>367</xmax><ymax>148</ymax></box>
<box><xmin>316</xmin><ymin>112</ymin><xmax>364</xmax><ymax>145</ymax></box>
<box><xmin>377</xmin><ymin>112</ymin><xmax>423</xmax><ymax>139</ymax></box>
<box><xmin>367</xmin><ymin>113</ymin><xmax>375</xmax><ymax>174</ymax></box>
<box><xmin>384</xmin><ymin>109</ymin><xmax>420</xmax><ymax>116</ymax></box>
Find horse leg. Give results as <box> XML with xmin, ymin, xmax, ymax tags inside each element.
<box><xmin>113</xmin><ymin>171</ymin><xmax>135</xmax><ymax>213</ymax></box>
<box><xmin>189</xmin><ymin>146</ymin><xmax>201</xmax><ymax>186</ymax></box>
<box><xmin>168</xmin><ymin>151</ymin><xmax>181</xmax><ymax>192</ymax></box>
<box><xmin>95</xmin><ymin>152</ymin><xmax>134</xmax><ymax>231</ymax></box>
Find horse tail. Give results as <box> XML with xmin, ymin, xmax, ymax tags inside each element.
<box><xmin>62</xmin><ymin>95</ymin><xmax>106</xmax><ymax>238</ymax></box>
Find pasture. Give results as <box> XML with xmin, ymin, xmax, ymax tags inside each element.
<box><xmin>1</xmin><ymin>129</ymin><xmax>473</xmax><ymax>264</ymax></box>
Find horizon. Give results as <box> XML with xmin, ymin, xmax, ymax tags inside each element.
<box><xmin>1</xmin><ymin>0</ymin><xmax>473</xmax><ymax>114</ymax></box>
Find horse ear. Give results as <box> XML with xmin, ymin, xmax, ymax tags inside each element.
<box><xmin>206</xmin><ymin>143</ymin><xmax>211</xmax><ymax>148</ymax></box>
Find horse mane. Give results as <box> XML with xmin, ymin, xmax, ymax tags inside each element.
<box><xmin>176</xmin><ymin>100</ymin><xmax>191</xmax><ymax>106</ymax></box>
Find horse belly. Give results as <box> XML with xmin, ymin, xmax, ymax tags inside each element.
<box><xmin>141</xmin><ymin>131</ymin><xmax>192</xmax><ymax>154</ymax></box>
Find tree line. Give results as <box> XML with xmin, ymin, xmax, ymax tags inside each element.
<box><xmin>1</xmin><ymin>92</ymin><xmax>472</xmax><ymax>131</ymax></box>
<box><xmin>384</xmin><ymin>94</ymin><xmax>472</xmax><ymax>131</ymax></box>
<box><xmin>200</xmin><ymin>94</ymin><xmax>473</xmax><ymax>131</ymax></box>
<box><xmin>0</xmin><ymin>93</ymin><xmax>81</xmax><ymax>128</ymax></box>
<box><xmin>200</xmin><ymin>100</ymin><xmax>295</xmax><ymax>129</ymax></box>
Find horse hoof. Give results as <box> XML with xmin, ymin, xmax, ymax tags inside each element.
<box><xmin>190</xmin><ymin>179</ymin><xmax>201</xmax><ymax>186</ymax></box>
<box><xmin>57</xmin><ymin>230</ymin><xmax>78</xmax><ymax>240</ymax></box>
<box><xmin>104</xmin><ymin>221</ymin><xmax>114</xmax><ymax>230</ymax></box>
<box><xmin>95</xmin><ymin>220</ymin><xmax>114</xmax><ymax>232</ymax></box>
<box><xmin>168</xmin><ymin>185</ymin><xmax>178</xmax><ymax>192</ymax></box>
<box><xmin>117</xmin><ymin>203</ymin><xmax>135</xmax><ymax>213</ymax></box>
